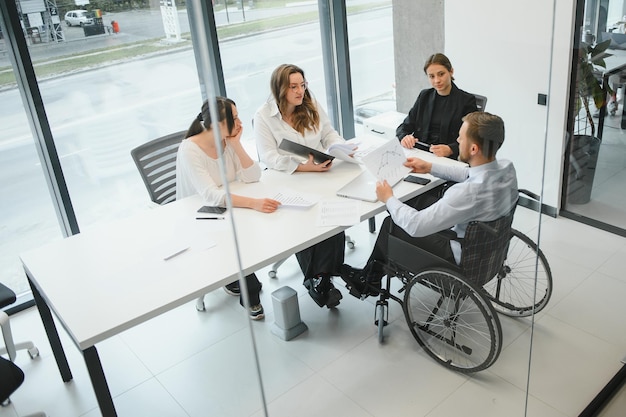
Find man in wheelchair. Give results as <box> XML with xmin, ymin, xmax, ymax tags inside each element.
<box><xmin>340</xmin><ymin>111</ymin><xmax>519</xmax><ymax>297</ymax></box>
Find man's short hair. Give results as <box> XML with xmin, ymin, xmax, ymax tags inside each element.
<box><xmin>462</xmin><ymin>112</ymin><xmax>505</xmax><ymax>159</ymax></box>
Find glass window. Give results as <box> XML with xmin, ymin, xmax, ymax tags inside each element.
<box><xmin>0</xmin><ymin>86</ymin><xmax>63</xmax><ymax>297</ymax></box>
<box><xmin>217</xmin><ymin>1</ymin><xmax>327</xmax><ymax>146</ymax></box>
<box><xmin>348</xmin><ymin>0</ymin><xmax>396</xmax><ymax>133</ymax></box>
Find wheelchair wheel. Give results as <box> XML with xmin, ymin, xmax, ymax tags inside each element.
<box><xmin>483</xmin><ymin>229</ymin><xmax>553</xmax><ymax>317</ymax></box>
<box><xmin>402</xmin><ymin>268</ymin><xmax>502</xmax><ymax>373</ymax></box>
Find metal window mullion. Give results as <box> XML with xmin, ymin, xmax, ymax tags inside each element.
<box><xmin>0</xmin><ymin>0</ymin><xmax>79</xmax><ymax>238</ymax></box>
<box><xmin>187</xmin><ymin>0</ymin><xmax>227</xmax><ymax>100</ymax></box>
<box><xmin>318</xmin><ymin>0</ymin><xmax>355</xmax><ymax>139</ymax></box>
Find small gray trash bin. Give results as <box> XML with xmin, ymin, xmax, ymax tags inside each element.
<box><xmin>270</xmin><ymin>286</ymin><xmax>307</xmax><ymax>341</ymax></box>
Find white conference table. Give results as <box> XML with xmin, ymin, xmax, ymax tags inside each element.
<box><xmin>21</xmin><ymin>139</ymin><xmax>459</xmax><ymax>416</ymax></box>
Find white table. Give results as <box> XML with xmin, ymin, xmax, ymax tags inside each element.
<box><xmin>21</xmin><ymin>141</ymin><xmax>455</xmax><ymax>416</ymax></box>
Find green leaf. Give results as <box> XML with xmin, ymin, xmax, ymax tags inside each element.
<box><xmin>592</xmin><ymin>39</ymin><xmax>612</xmax><ymax>55</ymax></box>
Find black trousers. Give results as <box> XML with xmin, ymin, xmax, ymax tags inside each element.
<box><xmin>366</xmin><ymin>183</ymin><xmax>455</xmax><ymax>280</ymax></box>
<box><xmin>240</xmin><ymin>273</ymin><xmax>262</xmax><ymax>306</ymax></box>
<box><xmin>296</xmin><ymin>231</ymin><xmax>346</xmax><ymax>281</ymax></box>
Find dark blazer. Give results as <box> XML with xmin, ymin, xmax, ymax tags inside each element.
<box><xmin>396</xmin><ymin>82</ymin><xmax>477</xmax><ymax>159</ymax></box>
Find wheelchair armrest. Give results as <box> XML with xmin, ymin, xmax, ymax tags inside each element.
<box><xmin>519</xmin><ymin>189</ymin><xmax>540</xmax><ymax>202</ymax></box>
<box><xmin>388</xmin><ymin>233</ymin><xmax>455</xmax><ymax>273</ymax></box>
<box><xmin>436</xmin><ymin>229</ymin><xmax>457</xmax><ymax>240</ymax></box>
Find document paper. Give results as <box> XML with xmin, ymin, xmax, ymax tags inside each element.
<box><xmin>273</xmin><ymin>189</ymin><xmax>319</xmax><ymax>207</ymax></box>
<box><xmin>360</xmin><ymin>138</ymin><xmax>412</xmax><ymax>184</ymax></box>
<box><xmin>318</xmin><ymin>199</ymin><xmax>360</xmax><ymax>226</ymax></box>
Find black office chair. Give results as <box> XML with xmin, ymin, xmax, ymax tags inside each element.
<box><xmin>0</xmin><ymin>283</ymin><xmax>39</xmax><ymax>362</ymax></box>
<box><xmin>130</xmin><ymin>131</ymin><xmax>186</xmax><ymax>206</ymax></box>
<box><xmin>0</xmin><ymin>356</ymin><xmax>46</xmax><ymax>416</ymax></box>
<box><xmin>473</xmin><ymin>94</ymin><xmax>488</xmax><ymax>112</ymax></box>
<box><xmin>131</xmin><ymin>131</ymin><xmax>211</xmax><ymax>311</ymax></box>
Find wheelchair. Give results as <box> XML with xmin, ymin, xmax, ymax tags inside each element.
<box><xmin>360</xmin><ymin>190</ymin><xmax>553</xmax><ymax>373</ymax></box>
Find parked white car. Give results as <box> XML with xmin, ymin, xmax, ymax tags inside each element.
<box><xmin>64</xmin><ymin>10</ymin><xmax>93</xmax><ymax>27</ymax></box>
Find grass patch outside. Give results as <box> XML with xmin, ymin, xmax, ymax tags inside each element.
<box><xmin>0</xmin><ymin>2</ymin><xmax>388</xmax><ymax>89</ymax></box>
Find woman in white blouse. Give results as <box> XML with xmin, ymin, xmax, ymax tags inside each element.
<box><xmin>253</xmin><ymin>64</ymin><xmax>346</xmax><ymax>309</ymax></box>
<box><xmin>176</xmin><ymin>97</ymin><xmax>280</xmax><ymax>320</ymax></box>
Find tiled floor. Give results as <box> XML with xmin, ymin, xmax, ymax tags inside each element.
<box><xmin>2</xmin><ymin>204</ymin><xmax>626</xmax><ymax>417</ymax></box>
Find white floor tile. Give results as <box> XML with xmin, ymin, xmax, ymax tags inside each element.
<box><xmin>490</xmin><ymin>314</ymin><xmax>625</xmax><ymax>416</ymax></box>
<box><xmin>548</xmin><ymin>271</ymin><xmax>626</xmax><ymax>347</ymax></box>
<box><xmin>250</xmin><ymin>374</ymin><xmax>373</xmax><ymax>417</ymax></box>
<box><xmin>426</xmin><ymin>374</ymin><xmax>568</xmax><ymax>417</ymax></box>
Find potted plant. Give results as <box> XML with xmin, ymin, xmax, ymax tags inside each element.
<box><xmin>568</xmin><ymin>38</ymin><xmax>612</xmax><ymax>204</ymax></box>
<box><xmin>575</xmin><ymin>38</ymin><xmax>612</xmax><ymax>137</ymax></box>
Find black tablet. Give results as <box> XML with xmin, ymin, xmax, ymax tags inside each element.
<box><xmin>279</xmin><ymin>138</ymin><xmax>335</xmax><ymax>164</ymax></box>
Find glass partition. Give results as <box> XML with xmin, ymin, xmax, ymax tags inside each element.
<box><xmin>1</xmin><ymin>0</ymin><xmax>264</xmax><ymax>415</ymax></box>
<box><xmin>7</xmin><ymin>0</ymin><xmax>623</xmax><ymax>416</ymax></box>
<box><xmin>562</xmin><ymin>0</ymin><xmax>626</xmax><ymax>235</ymax></box>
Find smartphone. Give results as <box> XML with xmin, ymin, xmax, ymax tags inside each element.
<box><xmin>197</xmin><ymin>206</ymin><xmax>227</xmax><ymax>214</ymax></box>
<box><xmin>413</xmin><ymin>141</ymin><xmax>432</xmax><ymax>151</ymax></box>
<box><xmin>403</xmin><ymin>175</ymin><xmax>431</xmax><ymax>185</ymax></box>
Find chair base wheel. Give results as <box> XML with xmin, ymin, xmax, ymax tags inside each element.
<box><xmin>195</xmin><ymin>297</ymin><xmax>206</xmax><ymax>312</ymax></box>
<box><xmin>28</xmin><ymin>346</ymin><xmax>39</xmax><ymax>359</ymax></box>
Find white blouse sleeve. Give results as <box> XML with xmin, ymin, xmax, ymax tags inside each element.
<box><xmin>254</xmin><ymin>107</ymin><xmax>302</xmax><ymax>174</ymax></box>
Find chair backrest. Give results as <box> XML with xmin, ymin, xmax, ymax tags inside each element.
<box><xmin>130</xmin><ymin>131</ymin><xmax>186</xmax><ymax>205</ymax></box>
<box><xmin>459</xmin><ymin>204</ymin><xmax>516</xmax><ymax>286</ymax></box>
<box><xmin>473</xmin><ymin>94</ymin><xmax>488</xmax><ymax>112</ymax></box>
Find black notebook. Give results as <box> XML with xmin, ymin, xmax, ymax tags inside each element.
<box><xmin>278</xmin><ymin>138</ymin><xmax>335</xmax><ymax>164</ymax></box>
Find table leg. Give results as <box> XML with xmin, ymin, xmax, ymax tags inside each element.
<box><xmin>368</xmin><ymin>217</ymin><xmax>376</xmax><ymax>233</ymax></box>
<box><xmin>84</xmin><ymin>346</ymin><xmax>117</xmax><ymax>416</ymax></box>
<box><xmin>27</xmin><ymin>275</ymin><xmax>72</xmax><ymax>382</ymax></box>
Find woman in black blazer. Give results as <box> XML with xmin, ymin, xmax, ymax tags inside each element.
<box><xmin>396</xmin><ymin>53</ymin><xmax>477</xmax><ymax>159</ymax></box>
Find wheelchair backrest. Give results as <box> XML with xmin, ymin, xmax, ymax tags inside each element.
<box><xmin>460</xmin><ymin>205</ymin><xmax>516</xmax><ymax>286</ymax></box>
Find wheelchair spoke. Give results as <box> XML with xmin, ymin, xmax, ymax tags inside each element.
<box><xmin>483</xmin><ymin>230</ymin><xmax>553</xmax><ymax>317</ymax></box>
<box><xmin>403</xmin><ymin>269</ymin><xmax>501</xmax><ymax>373</ymax></box>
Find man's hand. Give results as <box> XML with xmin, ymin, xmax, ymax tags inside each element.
<box><xmin>375</xmin><ymin>180</ymin><xmax>394</xmax><ymax>203</ymax></box>
<box><xmin>430</xmin><ymin>144</ymin><xmax>452</xmax><ymax>157</ymax></box>
<box><xmin>296</xmin><ymin>154</ymin><xmax>332</xmax><ymax>172</ymax></box>
<box><xmin>404</xmin><ymin>157</ymin><xmax>432</xmax><ymax>174</ymax></box>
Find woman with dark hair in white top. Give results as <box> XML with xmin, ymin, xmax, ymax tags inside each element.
<box><xmin>177</xmin><ymin>97</ymin><xmax>281</xmax><ymax>320</ymax></box>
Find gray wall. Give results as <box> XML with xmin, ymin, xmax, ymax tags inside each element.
<box><xmin>393</xmin><ymin>0</ymin><xmax>444</xmax><ymax>112</ymax></box>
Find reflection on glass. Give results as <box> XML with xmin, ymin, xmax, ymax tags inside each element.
<box><xmin>0</xmin><ymin>89</ymin><xmax>63</xmax><ymax>296</ymax></box>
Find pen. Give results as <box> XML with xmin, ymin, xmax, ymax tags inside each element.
<box><xmin>163</xmin><ymin>247</ymin><xmax>190</xmax><ymax>261</ymax></box>
<box><xmin>195</xmin><ymin>217</ymin><xmax>225</xmax><ymax>220</ymax></box>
